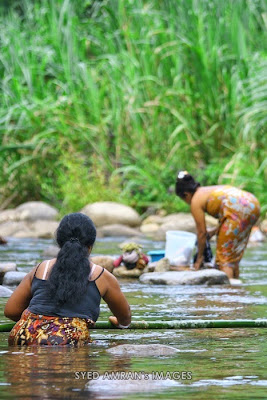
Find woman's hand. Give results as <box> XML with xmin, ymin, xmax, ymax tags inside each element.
<box><xmin>109</xmin><ymin>316</ymin><xmax>130</xmax><ymax>329</ymax></box>
<box><xmin>206</xmin><ymin>227</ymin><xmax>218</xmax><ymax>240</ymax></box>
<box><xmin>194</xmin><ymin>259</ymin><xmax>203</xmax><ymax>270</ymax></box>
<box><xmin>109</xmin><ymin>316</ymin><xmax>119</xmax><ymax>327</ymax></box>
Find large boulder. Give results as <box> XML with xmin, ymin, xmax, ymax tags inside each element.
<box><xmin>0</xmin><ymin>285</ymin><xmax>13</xmax><ymax>297</ymax></box>
<box><xmin>0</xmin><ymin>220</ymin><xmax>58</xmax><ymax>239</ymax></box>
<box><xmin>3</xmin><ymin>271</ymin><xmax>27</xmax><ymax>286</ymax></box>
<box><xmin>91</xmin><ymin>256</ymin><xmax>114</xmax><ymax>273</ymax></box>
<box><xmin>97</xmin><ymin>224</ymin><xmax>143</xmax><ymax>237</ymax></box>
<box><xmin>107</xmin><ymin>344</ymin><xmax>179</xmax><ymax>357</ymax></box>
<box><xmin>15</xmin><ymin>201</ymin><xmax>59</xmax><ymax>221</ymax></box>
<box><xmin>81</xmin><ymin>202</ymin><xmax>141</xmax><ymax>227</ymax></box>
<box><xmin>0</xmin><ymin>262</ymin><xmax>17</xmax><ymax>284</ymax></box>
<box><xmin>15</xmin><ymin>220</ymin><xmax>59</xmax><ymax>239</ymax></box>
<box><xmin>140</xmin><ymin>270</ymin><xmax>229</xmax><ymax>285</ymax></box>
<box><xmin>0</xmin><ymin>221</ymin><xmax>31</xmax><ymax>237</ymax></box>
<box><xmin>140</xmin><ymin>223</ymin><xmax>160</xmax><ymax>236</ymax></box>
<box><xmin>154</xmin><ymin>257</ymin><xmax>170</xmax><ymax>272</ymax></box>
<box><xmin>113</xmin><ymin>266</ymin><xmax>143</xmax><ymax>278</ymax></box>
<box><xmin>159</xmin><ymin>213</ymin><xmax>196</xmax><ymax>233</ymax></box>
<box><xmin>0</xmin><ymin>209</ymin><xmax>17</xmax><ymax>223</ymax></box>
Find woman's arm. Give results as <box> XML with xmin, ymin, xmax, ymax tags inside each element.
<box><xmin>101</xmin><ymin>271</ymin><xmax>131</xmax><ymax>327</ymax></box>
<box><xmin>191</xmin><ymin>201</ymin><xmax>207</xmax><ymax>270</ymax></box>
<box><xmin>4</xmin><ymin>269</ymin><xmax>35</xmax><ymax>321</ymax></box>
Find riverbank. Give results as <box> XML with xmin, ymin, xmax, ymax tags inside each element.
<box><xmin>0</xmin><ymin>201</ymin><xmax>266</xmax><ymax>242</ymax></box>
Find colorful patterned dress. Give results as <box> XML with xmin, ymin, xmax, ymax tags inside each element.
<box><xmin>206</xmin><ymin>186</ymin><xmax>260</xmax><ymax>268</ymax></box>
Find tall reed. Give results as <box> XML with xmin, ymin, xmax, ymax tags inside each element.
<box><xmin>0</xmin><ymin>0</ymin><xmax>266</xmax><ymax>212</ymax></box>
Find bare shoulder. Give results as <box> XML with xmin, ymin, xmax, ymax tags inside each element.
<box><xmin>34</xmin><ymin>258</ymin><xmax>57</xmax><ymax>280</ymax></box>
<box><xmin>191</xmin><ymin>188</ymin><xmax>209</xmax><ymax>208</ymax></box>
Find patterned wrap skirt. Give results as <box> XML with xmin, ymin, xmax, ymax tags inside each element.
<box><xmin>8</xmin><ymin>309</ymin><xmax>95</xmax><ymax>346</ymax></box>
<box><xmin>206</xmin><ymin>187</ymin><xmax>260</xmax><ymax>268</ymax></box>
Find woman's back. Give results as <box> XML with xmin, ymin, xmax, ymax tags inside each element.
<box><xmin>28</xmin><ymin>260</ymin><xmax>104</xmax><ymax>321</ymax></box>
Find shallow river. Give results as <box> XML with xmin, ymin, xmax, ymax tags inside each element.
<box><xmin>0</xmin><ymin>237</ymin><xmax>267</xmax><ymax>399</ymax></box>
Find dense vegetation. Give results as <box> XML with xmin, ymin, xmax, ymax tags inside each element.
<box><xmin>0</xmin><ymin>0</ymin><xmax>266</xmax><ymax>215</ymax></box>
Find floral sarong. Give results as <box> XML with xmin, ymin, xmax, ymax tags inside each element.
<box><xmin>206</xmin><ymin>186</ymin><xmax>260</xmax><ymax>268</ymax></box>
<box><xmin>8</xmin><ymin>309</ymin><xmax>95</xmax><ymax>346</ymax></box>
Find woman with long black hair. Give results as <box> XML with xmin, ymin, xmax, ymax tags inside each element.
<box><xmin>5</xmin><ymin>213</ymin><xmax>131</xmax><ymax>346</ymax></box>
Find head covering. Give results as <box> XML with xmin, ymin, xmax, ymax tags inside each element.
<box><xmin>119</xmin><ymin>242</ymin><xmax>143</xmax><ymax>255</ymax></box>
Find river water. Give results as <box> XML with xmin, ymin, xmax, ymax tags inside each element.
<box><xmin>0</xmin><ymin>237</ymin><xmax>266</xmax><ymax>399</ymax></box>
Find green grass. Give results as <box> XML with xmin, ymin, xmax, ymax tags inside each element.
<box><xmin>0</xmin><ymin>0</ymin><xmax>266</xmax><ymax>214</ymax></box>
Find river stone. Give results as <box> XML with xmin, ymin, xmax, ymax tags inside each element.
<box><xmin>81</xmin><ymin>202</ymin><xmax>141</xmax><ymax>227</ymax></box>
<box><xmin>0</xmin><ymin>209</ymin><xmax>17</xmax><ymax>223</ymax></box>
<box><xmin>0</xmin><ymin>263</ymin><xmax>17</xmax><ymax>284</ymax></box>
<box><xmin>143</xmin><ymin>263</ymin><xmax>156</xmax><ymax>273</ymax></box>
<box><xmin>3</xmin><ymin>271</ymin><xmax>27</xmax><ymax>286</ymax></box>
<box><xmin>86</xmin><ymin>373</ymin><xmax>178</xmax><ymax>394</ymax></box>
<box><xmin>15</xmin><ymin>220</ymin><xmax>58</xmax><ymax>239</ymax></box>
<box><xmin>160</xmin><ymin>213</ymin><xmax>196</xmax><ymax>233</ymax></box>
<box><xmin>205</xmin><ymin>215</ymin><xmax>218</xmax><ymax>227</ymax></box>
<box><xmin>142</xmin><ymin>215</ymin><xmax>164</xmax><ymax>225</ymax></box>
<box><xmin>140</xmin><ymin>270</ymin><xmax>229</xmax><ymax>285</ymax></box>
<box><xmin>97</xmin><ymin>224</ymin><xmax>143</xmax><ymax>237</ymax></box>
<box><xmin>107</xmin><ymin>344</ymin><xmax>179</xmax><ymax>357</ymax></box>
<box><xmin>260</xmin><ymin>219</ymin><xmax>267</xmax><ymax>234</ymax></box>
<box><xmin>0</xmin><ymin>285</ymin><xmax>13</xmax><ymax>297</ymax></box>
<box><xmin>15</xmin><ymin>201</ymin><xmax>59</xmax><ymax>221</ymax></box>
<box><xmin>0</xmin><ymin>221</ymin><xmax>31</xmax><ymax>237</ymax></box>
<box><xmin>249</xmin><ymin>227</ymin><xmax>265</xmax><ymax>243</ymax></box>
<box><xmin>91</xmin><ymin>256</ymin><xmax>114</xmax><ymax>272</ymax></box>
<box><xmin>140</xmin><ymin>223</ymin><xmax>160</xmax><ymax>235</ymax></box>
<box><xmin>154</xmin><ymin>257</ymin><xmax>170</xmax><ymax>272</ymax></box>
<box><xmin>113</xmin><ymin>266</ymin><xmax>143</xmax><ymax>278</ymax></box>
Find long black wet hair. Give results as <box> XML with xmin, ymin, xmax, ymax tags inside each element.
<box><xmin>47</xmin><ymin>212</ymin><xmax>96</xmax><ymax>305</ymax></box>
<box><xmin>175</xmin><ymin>171</ymin><xmax>200</xmax><ymax>198</ymax></box>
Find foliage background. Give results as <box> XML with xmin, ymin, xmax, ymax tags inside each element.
<box><xmin>0</xmin><ymin>0</ymin><xmax>266</xmax><ymax>215</ymax></box>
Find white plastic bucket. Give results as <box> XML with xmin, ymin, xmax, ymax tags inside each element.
<box><xmin>165</xmin><ymin>231</ymin><xmax>196</xmax><ymax>266</ymax></box>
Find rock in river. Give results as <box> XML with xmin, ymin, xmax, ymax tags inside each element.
<box><xmin>140</xmin><ymin>269</ymin><xmax>229</xmax><ymax>285</ymax></box>
<box><xmin>86</xmin><ymin>373</ymin><xmax>178</xmax><ymax>394</ymax></box>
<box><xmin>0</xmin><ymin>285</ymin><xmax>13</xmax><ymax>297</ymax></box>
<box><xmin>15</xmin><ymin>201</ymin><xmax>59</xmax><ymax>221</ymax></box>
<box><xmin>107</xmin><ymin>344</ymin><xmax>179</xmax><ymax>357</ymax></box>
<box><xmin>81</xmin><ymin>201</ymin><xmax>141</xmax><ymax>227</ymax></box>
<box><xmin>0</xmin><ymin>262</ymin><xmax>17</xmax><ymax>284</ymax></box>
<box><xmin>3</xmin><ymin>271</ymin><xmax>27</xmax><ymax>286</ymax></box>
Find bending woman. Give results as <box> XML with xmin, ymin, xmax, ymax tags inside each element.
<box><xmin>175</xmin><ymin>171</ymin><xmax>260</xmax><ymax>279</ymax></box>
<box><xmin>5</xmin><ymin>213</ymin><xmax>131</xmax><ymax>346</ymax></box>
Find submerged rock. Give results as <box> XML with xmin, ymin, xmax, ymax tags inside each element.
<box><xmin>140</xmin><ymin>269</ymin><xmax>229</xmax><ymax>285</ymax></box>
<box><xmin>3</xmin><ymin>271</ymin><xmax>27</xmax><ymax>286</ymax></box>
<box><xmin>81</xmin><ymin>201</ymin><xmax>141</xmax><ymax>227</ymax></box>
<box><xmin>113</xmin><ymin>266</ymin><xmax>143</xmax><ymax>278</ymax></box>
<box><xmin>0</xmin><ymin>285</ymin><xmax>13</xmax><ymax>297</ymax></box>
<box><xmin>0</xmin><ymin>263</ymin><xmax>17</xmax><ymax>284</ymax></box>
<box><xmin>107</xmin><ymin>344</ymin><xmax>179</xmax><ymax>357</ymax></box>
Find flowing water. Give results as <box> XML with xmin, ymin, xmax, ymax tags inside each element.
<box><xmin>0</xmin><ymin>237</ymin><xmax>267</xmax><ymax>399</ymax></box>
